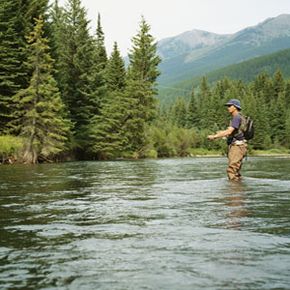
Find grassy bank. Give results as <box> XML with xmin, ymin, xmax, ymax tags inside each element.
<box><xmin>188</xmin><ymin>148</ymin><xmax>290</xmax><ymax>158</ymax></box>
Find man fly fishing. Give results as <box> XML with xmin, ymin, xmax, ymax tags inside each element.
<box><xmin>207</xmin><ymin>99</ymin><xmax>247</xmax><ymax>181</ymax></box>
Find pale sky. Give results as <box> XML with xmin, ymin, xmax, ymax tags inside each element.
<box><xmin>58</xmin><ymin>0</ymin><xmax>290</xmax><ymax>56</ymax></box>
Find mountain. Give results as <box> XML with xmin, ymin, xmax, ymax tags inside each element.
<box><xmin>158</xmin><ymin>48</ymin><xmax>290</xmax><ymax>105</ymax></box>
<box><xmin>157</xmin><ymin>30</ymin><xmax>230</xmax><ymax>60</ymax></box>
<box><xmin>157</xmin><ymin>14</ymin><xmax>290</xmax><ymax>85</ymax></box>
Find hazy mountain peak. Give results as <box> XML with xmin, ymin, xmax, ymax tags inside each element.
<box><xmin>233</xmin><ymin>14</ymin><xmax>290</xmax><ymax>42</ymax></box>
<box><xmin>157</xmin><ymin>29</ymin><xmax>230</xmax><ymax>60</ymax></box>
<box><xmin>157</xmin><ymin>14</ymin><xmax>290</xmax><ymax>85</ymax></box>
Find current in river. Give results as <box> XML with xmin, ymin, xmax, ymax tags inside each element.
<box><xmin>0</xmin><ymin>157</ymin><xmax>290</xmax><ymax>289</ymax></box>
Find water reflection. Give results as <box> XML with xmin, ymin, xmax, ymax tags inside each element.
<box><xmin>223</xmin><ymin>181</ymin><xmax>250</xmax><ymax>230</ymax></box>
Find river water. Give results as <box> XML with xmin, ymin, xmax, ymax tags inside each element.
<box><xmin>0</xmin><ymin>157</ymin><xmax>290</xmax><ymax>289</ymax></box>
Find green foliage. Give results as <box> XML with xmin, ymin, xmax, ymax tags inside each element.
<box><xmin>0</xmin><ymin>135</ymin><xmax>23</xmax><ymax>162</ymax></box>
<box><xmin>158</xmin><ymin>48</ymin><xmax>290</xmax><ymax>106</ymax></box>
<box><xmin>0</xmin><ymin>0</ymin><xmax>48</xmax><ymax>133</ymax></box>
<box><xmin>88</xmin><ymin>91</ymin><xmax>131</xmax><ymax>160</ymax></box>
<box><xmin>105</xmin><ymin>42</ymin><xmax>126</xmax><ymax>91</ymax></box>
<box><xmin>50</xmin><ymin>0</ymin><xmax>101</xmax><ymax>155</ymax></box>
<box><xmin>123</xmin><ymin>17</ymin><xmax>161</xmax><ymax>155</ymax></box>
<box><xmin>163</xmin><ymin>69</ymin><xmax>290</xmax><ymax>152</ymax></box>
<box><xmin>11</xmin><ymin>17</ymin><xmax>71</xmax><ymax>163</ymax></box>
<box><xmin>2</xmin><ymin>0</ymin><xmax>290</xmax><ymax>163</ymax></box>
<box><xmin>145</xmin><ymin>120</ymin><xmax>200</xmax><ymax>158</ymax></box>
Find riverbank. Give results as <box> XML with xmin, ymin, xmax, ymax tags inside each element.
<box><xmin>189</xmin><ymin>148</ymin><xmax>290</xmax><ymax>157</ymax></box>
<box><xmin>1</xmin><ymin>148</ymin><xmax>290</xmax><ymax>165</ymax></box>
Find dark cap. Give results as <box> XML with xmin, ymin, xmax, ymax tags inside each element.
<box><xmin>225</xmin><ymin>99</ymin><xmax>241</xmax><ymax>110</ymax></box>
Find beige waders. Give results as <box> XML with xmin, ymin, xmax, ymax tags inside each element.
<box><xmin>227</xmin><ymin>141</ymin><xmax>247</xmax><ymax>181</ymax></box>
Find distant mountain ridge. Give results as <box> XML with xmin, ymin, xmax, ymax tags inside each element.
<box><xmin>157</xmin><ymin>14</ymin><xmax>290</xmax><ymax>85</ymax></box>
<box><xmin>157</xmin><ymin>30</ymin><xmax>230</xmax><ymax>60</ymax></box>
<box><xmin>158</xmin><ymin>48</ymin><xmax>290</xmax><ymax>105</ymax></box>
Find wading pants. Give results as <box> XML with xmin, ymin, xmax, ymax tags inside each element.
<box><xmin>227</xmin><ymin>143</ymin><xmax>247</xmax><ymax>181</ymax></box>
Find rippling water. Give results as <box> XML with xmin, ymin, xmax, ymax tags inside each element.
<box><xmin>1</xmin><ymin>157</ymin><xmax>290</xmax><ymax>289</ymax></box>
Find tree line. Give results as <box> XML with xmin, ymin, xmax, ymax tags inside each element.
<box><xmin>161</xmin><ymin>71</ymin><xmax>290</xmax><ymax>156</ymax></box>
<box><xmin>0</xmin><ymin>0</ymin><xmax>161</xmax><ymax>163</ymax></box>
<box><xmin>1</xmin><ymin>0</ymin><xmax>290</xmax><ymax>163</ymax></box>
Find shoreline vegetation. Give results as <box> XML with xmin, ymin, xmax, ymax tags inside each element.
<box><xmin>2</xmin><ymin>1</ymin><xmax>290</xmax><ymax>165</ymax></box>
<box><xmin>1</xmin><ymin>140</ymin><xmax>289</xmax><ymax>165</ymax></box>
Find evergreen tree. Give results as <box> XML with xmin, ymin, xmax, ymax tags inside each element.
<box><xmin>271</xmin><ymin>91</ymin><xmax>286</xmax><ymax>145</ymax></box>
<box><xmin>53</xmin><ymin>0</ymin><xmax>98</xmax><ymax>155</ymax></box>
<box><xmin>0</xmin><ymin>0</ymin><xmax>49</xmax><ymax>134</ymax></box>
<box><xmin>95</xmin><ymin>13</ymin><xmax>107</xmax><ymax>70</ymax></box>
<box><xmin>272</xmin><ymin>69</ymin><xmax>285</xmax><ymax>99</ymax></box>
<box><xmin>186</xmin><ymin>88</ymin><xmax>199</xmax><ymax>128</ymax></box>
<box><xmin>11</xmin><ymin>17</ymin><xmax>71</xmax><ymax>163</ymax></box>
<box><xmin>285</xmin><ymin>109</ymin><xmax>290</xmax><ymax>148</ymax></box>
<box><xmin>105</xmin><ymin>42</ymin><xmax>126</xmax><ymax>91</ymax></box>
<box><xmin>85</xmin><ymin>12</ymin><xmax>108</xmax><ymax>117</ymax></box>
<box><xmin>0</xmin><ymin>0</ymin><xmax>24</xmax><ymax>133</ymax></box>
<box><xmin>172</xmin><ymin>97</ymin><xmax>187</xmax><ymax>127</ymax></box>
<box><xmin>88</xmin><ymin>43</ymin><xmax>127</xmax><ymax>159</ymax></box>
<box><xmin>252</xmin><ymin>71</ymin><xmax>273</xmax><ymax>104</ymax></box>
<box><xmin>48</xmin><ymin>0</ymin><xmax>66</xmax><ymax>84</ymax></box>
<box><xmin>88</xmin><ymin>91</ymin><xmax>131</xmax><ymax>159</ymax></box>
<box><xmin>124</xmin><ymin>17</ymin><xmax>161</xmax><ymax>155</ymax></box>
<box><xmin>284</xmin><ymin>81</ymin><xmax>290</xmax><ymax>110</ymax></box>
<box><xmin>198</xmin><ymin>76</ymin><xmax>213</xmax><ymax>129</ymax></box>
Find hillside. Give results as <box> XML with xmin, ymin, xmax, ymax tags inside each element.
<box><xmin>157</xmin><ymin>14</ymin><xmax>290</xmax><ymax>86</ymax></box>
<box><xmin>158</xmin><ymin>48</ymin><xmax>290</xmax><ymax>105</ymax></box>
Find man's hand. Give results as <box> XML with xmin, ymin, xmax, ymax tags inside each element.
<box><xmin>207</xmin><ymin>134</ymin><xmax>216</xmax><ymax>141</ymax></box>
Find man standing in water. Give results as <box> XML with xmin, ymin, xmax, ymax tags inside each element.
<box><xmin>207</xmin><ymin>99</ymin><xmax>247</xmax><ymax>181</ymax></box>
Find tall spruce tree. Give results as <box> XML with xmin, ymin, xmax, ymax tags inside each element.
<box><xmin>172</xmin><ymin>97</ymin><xmax>187</xmax><ymax>127</ymax></box>
<box><xmin>187</xmin><ymin>88</ymin><xmax>199</xmax><ymax>128</ymax></box>
<box><xmin>49</xmin><ymin>0</ymin><xmax>66</xmax><ymax>86</ymax></box>
<box><xmin>0</xmin><ymin>0</ymin><xmax>24</xmax><ymax>133</ymax></box>
<box><xmin>105</xmin><ymin>42</ymin><xmax>126</xmax><ymax>91</ymax></box>
<box><xmin>11</xmin><ymin>17</ymin><xmax>71</xmax><ymax>163</ymax></box>
<box><xmin>198</xmin><ymin>76</ymin><xmax>213</xmax><ymax>129</ymax></box>
<box><xmin>53</xmin><ymin>0</ymin><xmax>98</xmax><ymax>155</ymax></box>
<box><xmin>95</xmin><ymin>13</ymin><xmax>107</xmax><ymax>70</ymax></box>
<box><xmin>0</xmin><ymin>0</ymin><xmax>49</xmax><ymax>134</ymax></box>
<box><xmin>85</xmin><ymin>13</ymin><xmax>108</xmax><ymax>118</ymax></box>
<box><xmin>88</xmin><ymin>43</ymin><xmax>127</xmax><ymax>159</ymax></box>
<box><xmin>124</xmin><ymin>17</ymin><xmax>161</xmax><ymax>155</ymax></box>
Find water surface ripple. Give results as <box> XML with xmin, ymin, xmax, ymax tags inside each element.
<box><xmin>1</xmin><ymin>157</ymin><xmax>290</xmax><ymax>289</ymax></box>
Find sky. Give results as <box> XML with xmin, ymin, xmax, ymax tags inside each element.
<box><xmin>58</xmin><ymin>0</ymin><xmax>290</xmax><ymax>56</ymax></box>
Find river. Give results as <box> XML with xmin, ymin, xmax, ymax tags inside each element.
<box><xmin>0</xmin><ymin>157</ymin><xmax>290</xmax><ymax>289</ymax></box>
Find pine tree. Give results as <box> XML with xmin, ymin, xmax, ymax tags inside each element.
<box><xmin>198</xmin><ymin>76</ymin><xmax>213</xmax><ymax>129</ymax></box>
<box><xmin>186</xmin><ymin>88</ymin><xmax>199</xmax><ymax>128</ymax></box>
<box><xmin>11</xmin><ymin>17</ymin><xmax>71</xmax><ymax>163</ymax></box>
<box><xmin>271</xmin><ymin>91</ymin><xmax>286</xmax><ymax>145</ymax></box>
<box><xmin>272</xmin><ymin>69</ymin><xmax>285</xmax><ymax>99</ymax></box>
<box><xmin>105</xmin><ymin>42</ymin><xmax>126</xmax><ymax>91</ymax></box>
<box><xmin>285</xmin><ymin>109</ymin><xmax>290</xmax><ymax>148</ymax></box>
<box><xmin>95</xmin><ymin>13</ymin><xmax>107</xmax><ymax>70</ymax></box>
<box><xmin>48</xmin><ymin>0</ymin><xmax>66</xmax><ymax>85</ymax></box>
<box><xmin>0</xmin><ymin>0</ymin><xmax>25</xmax><ymax>133</ymax></box>
<box><xmin>52</xmin><ymin>0</ymin><xmax>99</xmax><ymax>155</ymax></box>
<box><xmin>172</xmin><ymin>97</ymin><xmax>187</xmax><ymax>127</ymax></box>
<box><xmin>88</xmin><ymin>43</ymin><xmax>127</xmax><ymax>159</ymax></box>
<box><xmin>252</xmin><ymin>71</ymin><xmax>273</xmax><ymax>104</ymax></box>
<box><xmin>124</xmin><ymin>17</ymin><xmax>161</xmax><ymax>155</ymax></box>
<box><xmin>88</xmin><ymin>91</ymin><xmax>131</xmax><ymax>159</ymax></box>
<box><xmin>84</xmin><ymin>13</ymin><xmax>108</xmax><ymax>118</ymax></box>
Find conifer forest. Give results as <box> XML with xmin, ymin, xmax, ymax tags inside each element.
<box><xmin>1</xmin><ymin>0</ymin><xmax>290</xmax><ymax>163</ymax></box>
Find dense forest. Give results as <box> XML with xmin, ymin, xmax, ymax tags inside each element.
<box><xmin>158</xmin><ymin>48</ymin><xmax>290</xmax><ymax>105</ymax></box>
<box><xmin>1</xmin><ymin>0</ymin><xmax>290</xmax><ymax>163</ymax></box>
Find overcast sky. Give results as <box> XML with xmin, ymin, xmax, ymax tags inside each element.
<box><xmin>58</xmin><ymin>0</ymin><xmax>290</xmax><ymax>56</ymax></box>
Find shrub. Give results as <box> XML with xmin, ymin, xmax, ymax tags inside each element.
<box><xmin>0</xmin><ymin>135</ymin><xmax>24</xmax><ymax>163</ymax></box>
